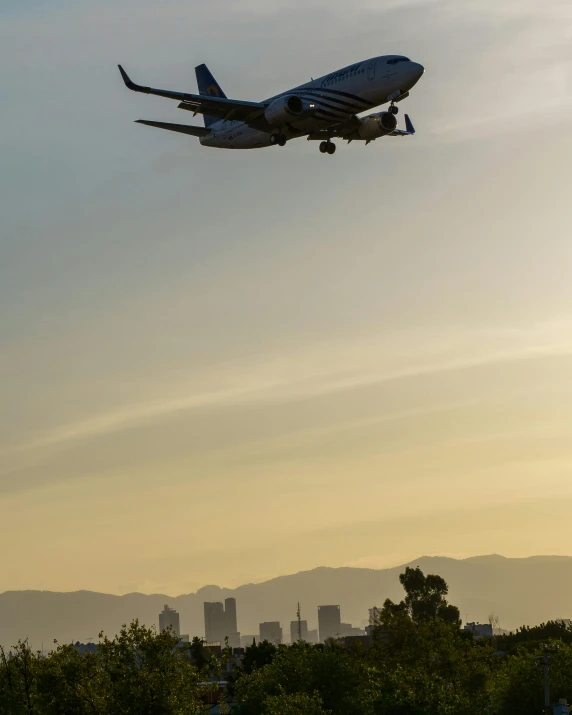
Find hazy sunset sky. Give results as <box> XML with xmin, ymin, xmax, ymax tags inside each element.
<box><xmin>1</xmin><ymin>0</ymin><xmax>572</xmax><ymax>595</ymax></box>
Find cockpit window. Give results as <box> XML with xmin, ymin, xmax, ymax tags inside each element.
<box><xmin>387</xmin><ymin>57</ymin><xmax>410</xmax><ymax>65</ymax></box>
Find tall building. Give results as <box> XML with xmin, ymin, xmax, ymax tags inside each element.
<box><xmin>307</xmin><ymin>629</ymin><xmax>319</xmax><ymax>644</ymax></box>
<box><xmin>318</xmin><ymin>605</ymin><xmax>341</xmax><ymax>642</ymax></box>
<box><xmin>159</xmin><ymin>605</ymin><xmax>180</xmax><ymax>637</ymax></box>
<box><xmin>260</xmin><ymin>621</ymin><xmax>283</xmax><ymax>645</ymax></box>
<box><xmin>225</xmin><ymin>597</ymin><xmax>238</xmax><ymax>635</ymax></box>
<box><xmin>204</xmin><ymin>598</ymin><xmax>240</xmax><ymax>646</ymax></box>
<box><xmin>290</xmin><ymin>619</ymin><xmax>309</xmax><ymax>643</ymax></box>
<box><xmin>204</xmin><ymin>602</ymin><xmax>225</xmax><ymax>643</ymax></box>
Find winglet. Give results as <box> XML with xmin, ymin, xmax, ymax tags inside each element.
<box><xmin>404</xmin><ymin>114</ymin><xmax>415</xmax><ymax>134</ymax></box>
<box><xmin>118</xmin><ymin>65</ymin><xmax>150</xmax><ymax>93</ymax></box>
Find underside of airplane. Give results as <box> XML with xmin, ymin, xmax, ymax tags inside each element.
<box><xmin>118</xmin><ymin>55</ymin><xmax>424</xmax><ymax>155</ymax></box>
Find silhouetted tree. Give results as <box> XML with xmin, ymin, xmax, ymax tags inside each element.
<box><xmin>380</xmin><ymin>566</ymin><xmax>461</xmax><ymax>627</ymax></box>
<box><xmin>240</xmin><ymin>640</ymin><xmax>278</xmax><ymax>674</ymax></box>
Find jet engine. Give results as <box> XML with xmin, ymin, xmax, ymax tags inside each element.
<box><xmin>358</xmin><ymin>112</ymin><xmax>398</xmax><ymax>140</ymax></box>
<box><xmin>264</xmin><ymin>95</ymin><xmax>305</xmax><ymax>126</ymax></box>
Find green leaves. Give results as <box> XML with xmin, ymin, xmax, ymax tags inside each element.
<box><xmin>233</xmin><ymin>642</ymin><xmax>362</xmax><ymax>715</ymax></box>
<box><xmin>384</xmin><ymin>567</ymin><xmax>461</xmax><ymax>627</ymax></box>
<box><xmin>0</xmin><ymin>622</ymin><xmax>207</xmax><ymax>715</ymax></box>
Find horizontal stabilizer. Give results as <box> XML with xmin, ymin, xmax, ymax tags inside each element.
<box><xmin>135</xmin><ymin>120</ymin><xmax>210</xmax><ymax>137</ymax></box>
<box><xmin>386</xmin><ymin>114</ymin><xmax>416</xmax><ymax>137</ymax></box>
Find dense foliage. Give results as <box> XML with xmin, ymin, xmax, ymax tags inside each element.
<box><xmin>2</xmin><ymin>568</ymin><xmax>572</xmax><ymax>714</ymax></box>
<box><xmin>0</xmin><ymin>622</ymin><xmax>208</xmax><ymax>714</ymax></box>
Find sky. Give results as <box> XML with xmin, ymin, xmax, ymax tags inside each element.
<box><xmin>1</xmin><ymin>0</ymin><xmax>572</xmax><ymax>595</ymax></box>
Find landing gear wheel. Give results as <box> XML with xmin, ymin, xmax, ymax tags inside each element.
<box><xmin>326</xmin><ymin>142</ymin><xmax>336</xmax><ymax>155</ymax></box>
<box><xmin>319</xmin><ymin>141</ymin><xmax>328</xmax><ymax>154</ymax></box>
<box><xmin>277</xmin><ymin>134</ymin><xmax>287</xmax><ymax>147</ymax></box>
<box><xmin>270</xmin><ymin>133</ymin><xmax>279</xmax><ymax>145</ymax></box>
<box><xmin>389</xmin><ymin>104</ymin><xmax>399</xmax><ymax>115</ymax></box>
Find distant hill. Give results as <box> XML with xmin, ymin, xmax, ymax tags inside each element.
<box><xmin>2</xmin><ymin>555</ymin><xmax>572</xmax><ymax>650</ymax></box>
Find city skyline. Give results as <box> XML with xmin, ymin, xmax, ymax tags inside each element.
<box><xmin>3</xmin><ymin>554</ymin><xmax>572</xmax><ymax>651</ymax></box>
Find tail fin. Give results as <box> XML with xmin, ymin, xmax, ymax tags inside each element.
<box><xmin>195</xmin><ymin>64</ymin><xmax>227</xmax><ymax>128</ymax></box>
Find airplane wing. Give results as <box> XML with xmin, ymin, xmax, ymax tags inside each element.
<box><xmin>119</xmin><ymin>66</ymin><xmax>270</xmax><ymax>128</ymax></box>
<box><xmin>135</xmin><ymin>120</ymin><xmax>211</xmax><ymax>137</ymax></box>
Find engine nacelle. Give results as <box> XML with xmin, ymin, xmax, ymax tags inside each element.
<box><xmin>358</xmin><ymin>112</ymin><xmax>398</xmax><ymax>140</ymax></box>
<box><xmin>264</xmin><ymin>95</ymin><xmax>305</xmax><ymax>126</ymax></box>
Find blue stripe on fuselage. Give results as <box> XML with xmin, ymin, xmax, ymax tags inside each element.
<box><xmin>306</xmin><ymin>91</ymin><xmax>367</xmax><ymax>111</ymax></box>
<box><xmin>317</xmin><ymin>87</ymin><xmax>374</xmax><ymax>106</ymax></box>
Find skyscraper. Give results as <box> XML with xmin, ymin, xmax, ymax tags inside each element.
<box><xmin>307</xmin><ymin>629</ymin><xmax>319</xmax><ymax>644</ymax></box>
<box><xmin>225</xmin><ymin>597</ymin><xmax>238</xmax><ymax>635</ymax></box>
<box><xmin>204</xmin><ymin>602</ymin><xmax>225</xmax><ymax>643</ymax></box>
<box><xmin>290</xmin><ymin>619</ymin><xmax>309</xmax><ymax>643</ymax></box>
<box><xmin>204</xmin><ymin>598</ymin><xmax>240</xmax><ymax>646</ymax></box>
<box><xmin>259</xmin><ymin>622</ymin><xmax>283</xmax><ymax>645</ymax></box>
<box><xmin>159</xmin><ymin>604</ymin><xmax>180</xmax><ymax>637</ymax></box>
<box><xmin>318</xmin><ymin>605</ymin><xmax>341</xmax><ymax>643</ymax></box>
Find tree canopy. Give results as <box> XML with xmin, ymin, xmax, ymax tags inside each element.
<box><xmin>378</xmin><ymin>566</ymin><xmax>461</xmax><ymax>627</ymax></box>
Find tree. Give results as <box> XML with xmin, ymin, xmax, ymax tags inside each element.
<box><xmin>0</xmin><ymin>621</ymin><xmax>208</xmax><ymax>715</ymax></box>
<box><xmin>34</xmin><ymin>642</ymin><xmax>104</xmax><ymax>714</ymax></box>
<box><xmin>366</xmin><ymin>616</ymin><xmax>498</xmax><ymax>715</ymax></box>
<box><xmin>492</xmin><ymin>642</ymin><xmax>572</xmax><ymax>715</ymax></box>
<box><xmin>362</xmin><ymin>567</ymin><xmax>497</xmax><ymax>715</ymax></box>
<box><xmin>94</xmin><ymin>620</ymin><xmax>205</xmax><ymax>714</ymax></box>
<box><xmin>264</xmin><ymin>689</ymin><xmax>328</xmax><ymax>715</ymax></box>
<box><xmin>233</xmin><ymin>641</ymin><xmax>364</xmax><ymax>715</ymax></box>
<box><xmin>239</xmin><ymin>641</ymin><xmax>278</xmax><ymax>675</ymax></box>
<box><xmin>379</xmin><ymin>567</ymin><xmax>461</xmax><ymax>627</ymax></box>
<box><xmin>0</xmin><ymin>640</ymin><xmax>42</xmax><ymax>715</ymax></box>
<box><xmin>189</xmin><ymin>637</ymin><xmax>212</xmax><ymax>675</ymax></box>
<box><xmin>496</xmin><ymin>622</ymin><xmax>572</xmax><ymax>654</ymax></box>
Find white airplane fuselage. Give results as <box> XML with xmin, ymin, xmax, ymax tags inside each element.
<box><xmin>200</xmin><ymin>55</ymin><xmax>424</xmax><ymax>149</ymax></box>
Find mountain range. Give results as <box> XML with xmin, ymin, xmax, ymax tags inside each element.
<box><xmin>3</xmin><ymin>555</ymin><xmax>572</xmax><ymax>650</ymax></box>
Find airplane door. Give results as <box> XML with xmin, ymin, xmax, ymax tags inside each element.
<box><xmin>367</xmin><ymin>59</ymin><xmax>376</xmax><ymax>80</ymax></box>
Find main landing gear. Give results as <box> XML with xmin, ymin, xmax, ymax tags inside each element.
<box><xmin>389</xmin><ymin>103</ymin><xmax>399</xmax><ymax>115</ymax></box>
<box><xmin>270</xmin><ymin>133</ymin><xmax>287</xmax><ymax>147</ymax></box>
<box><xmin>319</xmin><ymin>141</ymin><xmax>336</xmax><ymax>155</ymax></box>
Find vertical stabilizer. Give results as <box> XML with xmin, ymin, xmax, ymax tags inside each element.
<box><xmin>195</xmin><ymin>64</ymin><xmax>227</xmax><ymax>128</ymax></box>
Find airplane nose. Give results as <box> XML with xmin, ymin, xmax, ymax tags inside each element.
<box><xmin>410</xmin><ymin>62</ymin><xmax>425</xmax><ymax>80</ymax></box>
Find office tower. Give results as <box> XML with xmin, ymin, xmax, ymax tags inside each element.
<box><xmin>225</xmin><ymin>598</ymin><xmax>238</xmax><ymax>633</ymax></box>
<box><xmin>159</xmin><ymin>605</ymin><xmax>180</xmax><ymax>637</ymax></box>
<box><xmin>318</xmin><ymin>605</ymin><xmax>341</xmax><ymax>642</ymax></box>
<box><xmin>204</xmin><ymin>602</ymin><xmax>225</xmax><ymax>643</ymax></box>
<box><xmin>290</xmin><ymin>619</ymin><xmax>309</xmax><ymax>643</ymax></box>
<box><xmin>259</xmin><ymin>621</ymin><xmax>283</xmax><ymax>645</ymax></box>
<box><xmin>224</xmin><ymin>598</ymin><xmax>240</xmax><ymax>646</ymax></box>
<box><xmin>204</xmin><ymin>599</ymin><xmax>241</xmax><ymax>646</ymax></box>
<box><xmin>307</xmin><ymin>629</ymin><xmax>319</xmax><ymax>644</ymax></box>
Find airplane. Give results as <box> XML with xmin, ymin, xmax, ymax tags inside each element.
<box><xmin>118</xmin><ymin>55</ymin><xmax>424</xmax><ymax>155</ymax></box>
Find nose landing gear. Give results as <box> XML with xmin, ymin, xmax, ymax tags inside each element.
<box><xmin>319</xmin><ymin>141</ymin><xmax>336</xmax><ymax>155</ymax></box>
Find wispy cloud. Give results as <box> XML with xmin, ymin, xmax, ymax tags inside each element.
<box><xmin>5</xmin><ymin>320</ymin><xmax>572</xmax><ymax>460</ymax></box>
